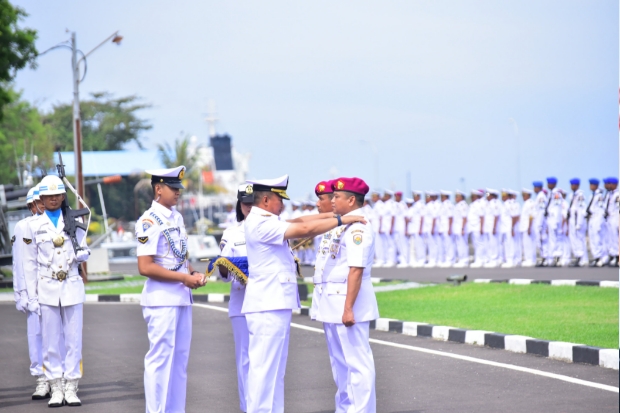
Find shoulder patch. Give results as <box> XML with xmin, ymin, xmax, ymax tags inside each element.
<box><xmin>11</xmin><ymin>235</ymin><xmax>15</xmax><ymax>245</ymax></box>
<box><xmin>23</xmin><ymin>238</ymin><xmax>32</xmax><ymax>245</ymax></box>
<box><xmin>141</xmin><ymin>218</ymin><xmax>155</xmax><ymax>232</ymax></box>
<box><xmin>137</xmin><ymin>236</ymin><xmax>149</xmax><ymax>244</ymax></box>
<box><xmin>353</xmin><ymin>234</ymin><xmax>363</xmax><ymax>245</ymax></box>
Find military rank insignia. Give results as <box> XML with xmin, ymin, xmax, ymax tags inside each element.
<box><xmin>23</xmin><ymin>238</ymin><xmax>32</xmax><ymax>245</ymax></box>
<box><xmin>138</xmin><ymin>236</ymin><xmax>149</xmax><ymax>244</ymax></box>
<box><xmin>353</xmin><ymin>234</ymin><xmax>363</xmax><ymax>245</ymax></box>
<box><xmin>11</xmin><ymin>235</ymin><xmax>15</xmax><ymax>246</ymax></box>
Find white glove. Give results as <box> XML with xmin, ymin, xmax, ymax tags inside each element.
<box><xmin>28</xmin><ymin>300</ymin><xmax>41</xmax><ymax>316</ymax></box>
<box><xmin>76</xmin><ymin>249</ymin><xmax>90</xmax><ymax>263</ymax></box>
<box><xmin>18</xmin><ymin>291</ymin><xmax>28</xmax><ymax>314</ymax></box>
<box><xmin>14</xmin><ymin>291</ymin><xmax>26</xmax><ymax>314</ymax></box>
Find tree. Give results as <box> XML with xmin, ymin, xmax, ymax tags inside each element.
<box><xmin>43</xmin><ymin>92</ymin><xmax>152</xmax><ymax>151</ymax></box>
<box><xmin>0</xmin><ymin>87</ymin><xmax>53</xmax><ymax>184</ymax></box>
<box><xmin>0</xmin><ymin>1</ymin><xmax>37</xmax><ymax>119</ymax></box>
<box><xmin>157</xmin><ymin>135</ymin><xmax>199</xmax><ymax>190</ymax></box>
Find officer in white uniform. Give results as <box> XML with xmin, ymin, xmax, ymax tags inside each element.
<box><xmin>408</xmin><ymin>191</ymin><xmax>425</xmax><ymax>267</ymax></box>
<box><xmin>216</xmin><ymin>184</ymin><xmax>254</xmax><ymax>412</ymax></box>
<box><xmin>508</xmin><ymin>190</ymin><xmax>522</xmax><ymax>265</ymax></box>
<box><xmin>242</xmin><ymin>175</ymin><xmax>365</xmax><ymax>413</ymax></box>
<box><xmin>403</xmin><ymin>197</ymin><xmax>414</xmax><ymax>265</ymax></box>
<box><xmin>603</xmin><ymin>177</ymin><xmax>619</xmax><ymax>266</ymax></box>
<box><xmin>22</xmin><ymin>175</ymin><xmax>90</xmax><ymax>407</ymax></box>
<box><xmin>566</xmin><ymin>179</ymin><xmax>587</xmax><ymax>267</ymax></box>
<box><xmin>585</xmin><ymin>178</ymin><xmax>606</xmax><ymax>266</ymax></box>
<box><xmin>314</xmin><ymin>177</ymin><xmax>379</xmax><ymax>413</ymax></box>
<box><xmin>452</xmin><ymin>190</ymin><xmax>469</xmax><ymax>267</ymax></box>
<box><xmin>438</xmin><ymin>190</ymin><xmax>455</xmax><ymax>267</ymax></box>
<box><xmin>483</xmin><ymin>189</ymin><xmax>501</xmax><ymax>268</ymax></box>
<box><xmin>532</xmin><ymin>181</ymin><xmax>547</xmax><ymax>266</ymax></box>
<box><xmin>220</xmin><ymin>204</ymin><xmax>238</xmax><ymax>228</ymax></box>
<box><xmin>393</xmin><ymin>191</ymin><xmax>409</xmax><ymax>267</ymax></box>
<box><xmin>520</xmin><ymin>189</ymin><xmax>537</xmax><ymax>266</ymax></box>
<box><xmin>545</xmin><ymin>187</ymin><xmax>565</xmax><ymax>267</ymax></box>
<box><xmin>500</xmin><ymin>190</ymin><xmax>520</xmax><ymax>268</ymax></box>
<box><xmin>379</xmin><ymin>190</ymin><xmax>396</xmax><ymax>267</ymax></box>
<box><xmin>136</xmin><ymin>166</ymin><xmax>206</xmax><ymax>413</ymax></box>
<box><xmin>13</xmin><ymin>185</ymin><xmax>52</xmax><ymax>400</ymax></box>
<box><xmin>468</xmin><ymin>190</ymin><xmax>486</xmax><ymax>268</ymax></box>
<box><xmin>421</xmin><ymin>191</ymin><xmax>439</xmax><ymax>268</ymax></box>
<box><xmin>370</xmin><ymin>191</ymin><xmax>385</xmax><ymax>267</ymax></box>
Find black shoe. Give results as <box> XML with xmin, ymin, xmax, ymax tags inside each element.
<box><xmin>568</xmin><ymin>258</ymin><xmax>578</xmax><ymax>267</ymax></box>
<box><xmin>589</xmin><ymin>258</ymin><xmax>599</xmax><ymax>267</ymax></box>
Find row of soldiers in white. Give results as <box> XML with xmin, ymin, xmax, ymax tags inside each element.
<box><xmin>361</xmin><ymin>177</ymin><xmax>619</xmax><ymax>268</ymax></box>
<box><xmin>12</xmin><ymin>175</ymin><xmax>90</xmax><ymax>407</ymax></box>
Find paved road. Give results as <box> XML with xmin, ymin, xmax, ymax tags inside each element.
<box><xmin>1</xmin><ymin>303</ymin><xmax>617</xmax><ymax>412</ymax></box>
<box><xmin>110</xmin><ymin>262</ymin><xmax>618</xmax><ymax>282</ymax></box>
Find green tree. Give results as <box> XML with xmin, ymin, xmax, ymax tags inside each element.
<box><xmin>0</xmin><ymin>1</ymin><xmax>37</xmax><ymax>119</ymax></box>
<box><xmin>0</xmin><ymin>87</ymin><xmax>53</xmax><ymax>184</ymax></box>
<box><xmin>157</xmin><ymin>135</ymin><xmax>199</xmax><ymax>190</ymax></box>
<box><xmin>43</xmin><ymin>92</ymin><xmax>152</xmax><ymax>151</ymax></box>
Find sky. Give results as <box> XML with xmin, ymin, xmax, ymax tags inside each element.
<box><xmin>12</xmin><ymin>0</ymin><xmax>619</xmax><ymax>200</ymax></box>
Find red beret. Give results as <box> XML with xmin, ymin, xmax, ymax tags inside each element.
<box><xmin>331</xmin><ymin>177</ymin><xmax>369</xmax><ymax>195</ymax></box>
<box><xmin>395</xmin><ymin>191</ymin><xmax>403</xmax><ymax>196</ymax></box>
<box><xmin>315</xmin><ymin>180</ymin><xmax>334</xmax><ymax>196</ymax></box>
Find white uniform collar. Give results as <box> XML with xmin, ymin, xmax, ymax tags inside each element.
<box><xmin>151</xmin><ymin>200</ymin><xmax>174</xmax><ymax>218</ymax></box>
<box><xmin>250</xmin><ymin>206</ymin><xmax>278</xmax><ymax>218</ymax></box>
<box><xmin>343</xmin><ymin>207</ymin><xmax>363</xmax><ymax>217</ymax></box>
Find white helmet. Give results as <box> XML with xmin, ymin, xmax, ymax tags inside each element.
<box><xmin>33</xmin><ymin>184</ymin><xmax>41</xmax><ymax>201</ymax></box>
<box><xmin>26</xmin><ymin>186</ymin><xmax>37</xmax><ymax>204</ymax></box>
<box><xmin>39</xmin><ymin>175</ymin><xmax>66</xmax><ymax>196</ymax></box>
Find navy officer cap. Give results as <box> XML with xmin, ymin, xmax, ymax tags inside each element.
<box><xmin>546</xmin><ymin>177</ymin><xmax>557</xmax><ymax>184</ymax></box>
<box><xmin>569</xmin><ymin>178</ymin><xmax>580</xmax><ymax>185</ymax></box>
<box><xmin>589</xmin><ymin>178</ymin><xmax>599</xmax><ymax>185</ymax></box>
<box><xmin>246</xmin><ymin>175</ymin><xmax>290</xmax><ymax>200</ymax></box>
<box><xmin>146</xmin><ymin>165</ymin><xmax>186</xmax><ymax>189</ymax></box>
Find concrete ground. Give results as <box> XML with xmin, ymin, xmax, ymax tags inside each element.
<box><xmin>1</xmin><ymin>303</ymin><xmax>617</xmax><ymax>412</ymax></box>
<box><xmin>110</xmin><ymin>263</ymin><xmax>618</xmax><ymax>283</ymax></box>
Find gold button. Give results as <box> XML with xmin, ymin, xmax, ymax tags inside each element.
<box><xmin>59</xmin><ymin>265</ymin><xmax>62</xmax><ymax>268</ymax></box>
<box><xmin>57</xmin><ymin>251</ymin><xmax>60</xmax><ymax>255</ymax></box>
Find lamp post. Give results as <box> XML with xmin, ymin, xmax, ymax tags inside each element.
<box><xmin>40</xmin><ymin>31</ymin><xmax>122</xmax><ymax>208</ymax></box>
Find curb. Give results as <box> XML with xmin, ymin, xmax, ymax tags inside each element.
<box><xmin>303</xmin><ymin>277</ymin><xmax>392</xmax><ymax>284</ymax></box>
<box><xmin>473</xmin><ymin>279</ymin><xmax>619</xmax><ymax>288</ymax></box>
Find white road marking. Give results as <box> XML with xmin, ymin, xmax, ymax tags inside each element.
<box><xmin>193</xmin><ymin>303</ymin><xmax>619</xmax><ymax>394</ymax></box>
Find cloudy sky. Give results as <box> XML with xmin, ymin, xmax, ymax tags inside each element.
<box><xmin>13</xmin><ymin>0</ymin><xmax>619</xmax><ymax>199</ymax></box>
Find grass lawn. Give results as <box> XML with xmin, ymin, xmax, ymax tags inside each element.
<box><xmin>374</xmin><ymin>283</ymin><xmax>619</xmax><ymax>349</ymax></box>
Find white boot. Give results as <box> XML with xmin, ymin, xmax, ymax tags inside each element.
<box><xmin>47</xmin><ymin>378</ymin><xmax>64</xmax><ymax>407</ymax></box>
<box><xmin>32</xmin><ymin>375</ymin><xmax>50</xmax><ymax>400</ymax></box>
<box><xmin>64</xmin><ymin>379</ymin><xmax>81</xmax><ymax>406</ymax></box>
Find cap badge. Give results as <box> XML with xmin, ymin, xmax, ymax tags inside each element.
<box><xmin>50</xmin><ymin>184</ymin><xmax>57</xmax><ymax>190</ymax></box>
<box><xmin>337</xmin><ymin>180</ymin><xmax>345</xmax><ymax>190</ymax></box>
<box><xmin>179</xmin><ymin>169</ymin><xmax>185</xmax><ymax>179</ymax></box>
<box><xmin>245</xmin><ymin>184</ymin><xmax>253</xmax><ymax>194</ymax></box>
<box><xmin>317</xmin><ymin>184</ymin><xmax>325</xmax><ymax>193</ymax></box>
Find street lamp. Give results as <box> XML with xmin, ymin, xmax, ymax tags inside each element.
<box><xmin>39</xmin><ymin>30</ymin><xmax>122</xmax><ymax>208</ymax></box>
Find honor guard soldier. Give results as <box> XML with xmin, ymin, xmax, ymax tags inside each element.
<box><xmin>468</xmin><ymin>190</ymin><xmax>486</xmax><ymax>268</ymax></box>
<box><xmin>379</xmin><ymin>190</ymin><xmax>396</xmax><ymax>267</ymax></box>
<box><xmin>136</xmin><ymin>166</ymin><xmax>206</xmax><ymax>413</ymax></box>
<box><xmin>519</xmin><ymin>188</ymin><xmax>537</xmax><ymax>266</ymax></box>
<box><xmin>532</xmin><ymin>181</ymin><xmax>547</xmax><ymax>266</ymax></box>
<box><xmin>13</xmin><ymin>185</ymin><xmax>50</xmax><ymax>400</ymax></box>
<box><xmin>483</xmin><ymin>189</ymin><xmax>501</xmax><ymax>267</ymax></box>
<box><xmin>452</xmin><ymin>190</ymin><xmax>469</xmax><ymax>267</ymax></box>
<box><xmin>313</xmin><ymin>177</ymin><xmax>379</xmax><ymax>413</ymax></box>
<box><xmin>604</xmin><ymin>177</ymin><xmax>619</xmax><ymax>266</ymax></box>
<box><xmin>567</xmin><ymin>179</ymin><xmax>588</xmax><ymax>266</ymax></box>
<box><xmin>393</xmin><ymin>191</ymin><xmax>409</xmax><ymax>267</ymax></box>
<box><xmin>242</xmin><ymin>175</ymin><xmax>365</xmax><ymax>413</ymax></box>
<box><xmin>22</xmin><ymin>175</ymin><xmax>90</xmax><ymax>407</ymax></box>
<box><xmin>421</xmin><ymin>191</ymin><xmax>440</xmax><ymax>268</ymax></box>
<box><xmin>585</xmin><ymin>178</ymin><xmax>606</xmax><ymax>266</ymax></box>
<box><xmin>438</xmin><ymin>190</ymin><xmax>455</xmax><ymax>267</ymax></box>
<box><xmin>370</xmin><ymin>191</ymin><xmax>385</xmax><ymax>267</ymax></box>
<box><xmin>408</xmin><ymin>191</ymin><xmax>425</xmax><ymax>267</ymax></box>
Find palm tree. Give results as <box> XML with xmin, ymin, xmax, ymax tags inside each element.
<box><xmin>157</xmin><ymin>135</ymin><xmax>199</xmax><ymax>190</ymax></box>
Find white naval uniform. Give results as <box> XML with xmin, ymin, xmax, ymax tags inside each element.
<box><xmin>467</xmin><ymin>198</ymin><xmax>485</xmax><ymax>265</ymax></box>
<box><xmin>546</xmin><ymin>190</ymin><xmax>565</xmax><ymax>261</ymax></box>
<box><xmin>519</xmin><ymin>197</ymin><xmax>536</xmax><ymax>265</ymax></box>
<box><xmin>438</xmin><ymin>199</ymin><xmax>455</xmax><ymax>265</ymax></box>
<box><xmin>380</xmin><ymin>200</ymin><xmax>396</xmax><ymax>265</ymax></box>
<box><xmin>136</xmin><ymin>201</ymin><xmax>193</xmax><ymax>413</ymax></box>
<box><xmin>219</xmin><ymin>222</ymin><xmax>249</xmax><ymax>412</ymax></box>
<box><xmin>242</xmin><ymin>206</ymin><xmax>300</xmax><ymax>413</ymax></box>
<box><xmin>452</xmin><ymin>200</ymin><xmax>469</xmax><ymax>264</ymax></box>
<box><xmin>12</xmin><ymin>215</ymin><xmax>44</xmax><ymax>377</ymax></box>
<box><xmin>567</xmin><ymin>190</ymin><xmax>587</xmax><ymax>264</ymax></box>
<box><xmin>314</xmin><ymin>208</ymin><xmax>379</xmax><ymax>413</ymax></box>
<box><xmin>586</xmin><ymin>189</ymin><xmax>606</xmax><ymax>260</ymax></box>
<box><xmin>421</xmin><ymin>201</ymin><xmax>439</xmax><ymax>265</ymax></box>
<box><xmin>483</xmin><ymin>198</ymin><xmax>500</xmax><ymax>265</ymax></box>
<box><xmin>604</xmin><ymin>189</ymin><xmax>619</xmax><ymax>257</ymax></box>
<box><xmin>500</xmin><ymin>199</ymin><xmax>520</xmax><ymax>265</ymax></box>
<box><xmin>407</xmin><ymin>201</ymin><xmax>425</xmax><ymax>266</ymax></box>
<box><xmin>22</xmin><ymin>210</ymin><xmax>89</xmax><ymax>382</ymax></box>
<box><xmin>393</xmin><ymin>200</ymin><xmax>409</xmax><ymax>264</ymax></box>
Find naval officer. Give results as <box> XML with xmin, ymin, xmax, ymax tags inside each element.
<box><xmin>242</xmin><ymin>175</ymin><xmax>365</xmax><ymax>413</ymax></box>
<box><xmin>136</xmin><ymin>166</ymin><xmax>206</xmax><ymax>413</ymax></box>
<box><xmin>314</xmin><ymin>177</ymin><xmax>379</xmax><ymax>413</ymax></box>
<box><xmin>22</xmin><ymin>175</ymin><xmax>90</xmax><ymax>407</ymax></box>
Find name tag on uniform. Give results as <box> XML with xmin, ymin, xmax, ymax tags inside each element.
<box><xmin>234</xmin><ymin>241</ymin><xmax>246</xmax><ymax>246</ymax></box>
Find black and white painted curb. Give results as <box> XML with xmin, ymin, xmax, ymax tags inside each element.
<box><xmin>291</xmin><ymin>307</ymin><xmax>619</xmax><ymax>371</ymax></box>
<box><xmin>473</xmin><ymin>279</ymin><xmax>619</xmax><ymax>288</ymax></box>
<box><xmin>303</xmin><ymin>277</ymin><xmax>393</xmax><ymax>284</ymax></box>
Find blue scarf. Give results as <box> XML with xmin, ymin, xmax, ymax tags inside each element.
<box><xmin>45</xmin><ymin>209</ymin><xmax>61</xmax><ymax>228</ymax></box>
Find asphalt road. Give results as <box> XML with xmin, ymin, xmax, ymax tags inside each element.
<box><xmin>1</xmin><ymin>303</ymin><xmax>617</xmax><ymax>412</ymax></box>
<box><xmin>110</xmin><ymin>262</ymin><xmax>619</xmax><ymax>283</ymax></box>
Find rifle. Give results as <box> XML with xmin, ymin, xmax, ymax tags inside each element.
<box><xmin>56</xmin><ymin>151</ymin><xmax>91</xmax><ymax>254</ymax></box>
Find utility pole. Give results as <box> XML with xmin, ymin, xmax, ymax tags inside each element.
<box><xmin>71</xmin><ymin>32</ymin><xmax>84</xmax><ymax>209</ymax></box>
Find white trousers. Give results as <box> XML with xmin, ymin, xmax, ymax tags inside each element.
<box><xmin>27</xmin><ymin>311</ymin><xmax>43</xmax><ymax>376</ymax></box>
<box><xmin>380</xmin><ymin>234</ymin><xmax>396</xmax><ymax>264</ymax></box>
<box><xmin>394</xmin><ymin>232</ymin><xmax>409</xmax><ymax>264</ymax></box>
<box><xmin>547</xmin><ymin>225</ymin><xmax>563</xmax><ymax>258</ymax></box>
<box><xmin>323</xmin><ymin>322</ymin><xmax>376</xmax><ymax>413</ymax></box>
<box><xmin>423</xmin><ymin>233</ymin><xmax>437</xmax><ymax>264</ymax></box>
<box><xmin>41</xmin><ymin>303</ymin><xmax>82</xmax><ymax>381</ymax></box>
<box><xmin>373</xmin><ymin>231</ymin><xmax>384</xmax><ymax>263</ymax></box>
<box><xmin>231</xmin><ymin>316</ymin><xmax>249</xmax><ymax>412</ymax></box>
<box><xmin>501</xmin><ymin>233</ymin><xmax>513</xmax><ymax>264</ymax></box>
<box><xmin>412</xmin><ymin>234</ymin><xmax>425</xmax><ymax>265</ymax></box>
<box><xmin>606</xmin><ymin>220</ymin><xmax>619</xmax><ymax>256</ymax></box>
<box><xmin>453</xmin><ymin>234</ymin><xmax>468</xmax><ymax>262</ymax></box>
<box><xmin>485</xmin><ymin>233</ymin><xmax>499</xmax><ymax>263</ymax></box>
<box><xmin>143</xmin><ymin>305</ymin><xmax>192</xmax><ymax>413</ymax></box>
<box><xmin>470</xmin><ymin>232</ymin><xmax>486</xmax><ymax>263</ymax></box>
<box><xmin>588</xmin><ymin>219</ymin><xmax>606</xmax><ymax>259</ymax></box>
<box><xmin>246</xmin><ymin>309</ymin><xmax>292</xmax><ymax>413</ymax></box>
<box><xmin>569</xmin><ymin>223</ymin><xmax>587</xmax><ymax>260</ymax></box>
<box><xmin>440</xmin><ymin>233</ymin><xmax>455</xmax><ymax>264</ymax></box>
<box><xmin>521</xmin><ymin>231</ymin><xmax>536</xmax><ymax>263</ymax></box>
